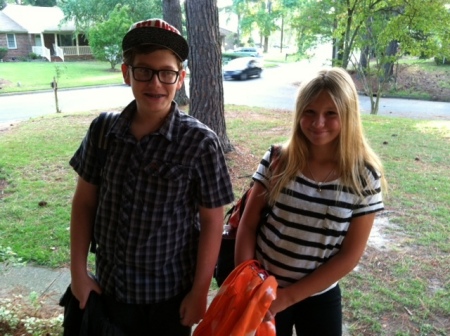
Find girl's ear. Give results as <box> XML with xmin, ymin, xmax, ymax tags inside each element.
<box><xmin>122</xmin><ymin>64</ymin><xmax>131</xmax><ymax>86</ymax></box>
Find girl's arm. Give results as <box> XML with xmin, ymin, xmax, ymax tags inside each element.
<box><xmin>271</xmin><ymin>213</ymin><xmax>376</xmax><ymax>314</ymax></box>
<box><xmin>235</xmin><ymin>181</ymin><xmax>268</xmax><ymax>266</ymax></box>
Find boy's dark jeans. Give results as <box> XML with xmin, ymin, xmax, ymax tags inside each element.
<box><xmin>60</xmin><ymin>285</ymin><xmax>191</xmax><ymax>336</ymax></box>
<box><xmin>102</xmin><ymin>290</ymin><xmax>191</xmax><ymax>336</ymax></box>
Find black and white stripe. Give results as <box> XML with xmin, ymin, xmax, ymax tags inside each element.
<box><xmin>253</xmin><ymin>149</ymin><xmax>384</xmax><ymax>290</ymax></box>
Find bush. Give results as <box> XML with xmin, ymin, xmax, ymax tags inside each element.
<box><xmin>0</xmin><ymin>47</ymin><xmax>7</xmax><ymax>60</ymax></box>
<box><xmin>28</xmin><ymin>52</ymin><xmax>39</xmax><ymax>60</ymax></box>
<box><xmin>434</xmin><ymin>56</ymin><xmax>450</xmax><ymax>65</ymax></box>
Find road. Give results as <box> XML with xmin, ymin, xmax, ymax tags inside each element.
<box><xmin>1</xmin><ymin>61</ymin><xmax>449</xmax><ymax>126</ymax></box>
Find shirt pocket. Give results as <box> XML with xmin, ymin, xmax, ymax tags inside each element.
<box><xmin>142</xmin><ymin>161</ymin><xmax>194</xmax><ymax>205</ymax></box>
<box><xmin>145</xmin><ymin>160</ymin><xmax>191</xmax><ymax>181</ymax></box>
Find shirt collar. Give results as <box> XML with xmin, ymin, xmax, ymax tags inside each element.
<box><xmin>109</xmin><ymin>100</ymin><xmax>183</xmax><ymax>142</ymax></box>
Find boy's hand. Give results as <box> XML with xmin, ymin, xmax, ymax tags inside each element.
<box><xmin>71</xmin><ymin>272</ymin><xmax>102</xmax><ymax>309</ymax></box>
<box><xmin>179</xmin><ymin>289</ymin><xmax>207</xmax><ymax>327</ymax></box>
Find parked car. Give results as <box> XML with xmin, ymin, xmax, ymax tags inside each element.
<box><xmin>223</xmin><ymin>57</ymin><xmax>263</xmax><ymax>81</ymax></box>
<box><xmin>232</xmin><ymin>47</ymin><xmax>263</xmax><ymax>58</ymax></box>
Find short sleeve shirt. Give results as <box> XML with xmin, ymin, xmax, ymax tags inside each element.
<box><xmin>70</xmin><ymin>101</ymin><xmax>234</xmax><ymax>304</ymax></box>
<box><xmin>253</xmin><ymin>147</ymin><xmax>384</xmax><ymax>290</ymax></box>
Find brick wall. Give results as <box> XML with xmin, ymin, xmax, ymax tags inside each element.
<box><xmin>0</xmin><ymin>33</ymin><xmax>32</xmax><ymax>61</ymax></box>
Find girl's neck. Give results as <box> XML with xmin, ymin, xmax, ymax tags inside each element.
<box><xmin>308</xmin><ymin>144</ymin><xmax>337</xmax><ymax>165</ymax></box>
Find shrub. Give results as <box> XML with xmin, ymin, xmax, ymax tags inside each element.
<box><xmin>28</xmin><ymin>52</ymin><xmax>39</xmax><ymax>60</ymax></box>
<box><xmin>434</xmin><ymin>56</ymin><xmax>450</xmax><ymax>65</ymax></box>
<box><xmin>0</xmin><ymin>47</ymin><xmax>8</xmax><ymax>60</ymax></box>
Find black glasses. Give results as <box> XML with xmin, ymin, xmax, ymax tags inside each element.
<box><xmin>128</xmin><ymin>66</ymin><xmax>180</xmax><ymax>84</ymax></box>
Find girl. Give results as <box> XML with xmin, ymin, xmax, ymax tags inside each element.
<box><xmin>235</xmin><ymin>67</ymin><xmax>387</xmax><ymax>336</ymax></box>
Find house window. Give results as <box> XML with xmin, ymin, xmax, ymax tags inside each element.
<box><xmin>7</xmin><ymin>34</ymin><xmax>17</xmax><ymax>49</ymax></box>
<box><xmin>58</xmin><ymin>34</ymin><xmax>73</xmax><ymax>46</ymax></box>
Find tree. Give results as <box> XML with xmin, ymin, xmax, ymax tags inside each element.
<box><xmin>351</xmin><ymin>0</ymin><xmax>450</xmax><ymax>114</ymax></box>
<box><xmin>60</xmin><ymin>0</ymin><xmax>162</xmax><ymax>33</ymax></box>
<box><xmin>28</xmin><ymin>0</ymin><xmax>56</xmax><ymax>6</ymax></box>
<box><xmin>185</xmin><ymin>0</ymin><xmax>233</xmax><ymax>152</ymax></box>
<box><xmin>220</xmin><ymin>0</ymin><xmax>248</xmax><ymax>47</ymax></box>
<box><xmin>276</xmin><ymin>0</ymin><xmax>299</xmax><ymax>54</ymax></box>
<box><xmin>289</xmin><ymin>0</ymin><xmax>335</xmax><ymax>58</ymax></box>
<box><xmin>238</xmin><ymin>0</ymin><xmax>280</xmax><ymax>51</ymax></box>
<box><xmin>221</xmin><ymin>0</ymin><xmax>282</xmax><ymax>51</ymax></box>
<box><xmin>88</xmin><ymin>5</ymin><xmax>133</xmax><ymax>70</ymax></box>
<box><xmin>163</xmin><ymin>0</ymin><xmax>189</xmax><ymax>106</ymax></box>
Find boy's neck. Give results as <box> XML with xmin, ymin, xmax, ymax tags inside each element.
<box><xmin>131</xmin><ymin>108</ymin><xmax>171</xmax><ymax>140</ymax></box>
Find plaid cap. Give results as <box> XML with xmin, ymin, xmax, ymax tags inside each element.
<box><xmin>122</xmin><ymin>18</ymin><xmax>189</xmax><ymax>61</ymax></box>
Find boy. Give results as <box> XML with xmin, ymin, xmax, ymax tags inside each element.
<box><xmin>68</xmin><ymin>18</ymin><xmax>234</xmax><ymax>335</ymax></box>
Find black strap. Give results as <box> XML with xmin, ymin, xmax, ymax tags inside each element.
<box><xmin>89</xmin><ymin>112</ymin><xmax>118</xmax><ymax>254</ymax></box>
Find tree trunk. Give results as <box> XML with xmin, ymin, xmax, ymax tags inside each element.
<box><xmin>359</xmin><ymin>46</ymin><xmax>369</xmax><ymax>71</ymax></box>
<box><xmin>185</xmin><ymin>0</ymin><xmax>233</xmax><ymax>153</ymax></box>
<box><xmin>383</xmin><ymin>40</ymin><xmax>398</xmax><ymax>79</ymax></box>
<box><xmin>163</xmin><ymin>0</ymin><xmax>189</xmax><ymax>107</ymax></box>
<box><xmin>331</xmin><ymin>18</ymin><xmax>344</xmax><ymax>67</ymax></box>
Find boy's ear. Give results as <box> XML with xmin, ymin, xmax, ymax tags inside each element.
<box><xmin>122</xmin><ymin>64</ymin><xmax>131</xmax><ymax>86</ymax></box>
<box><xmin>176</xmin><ymin>69</ymin><xmax>186</xmax><ymax>90</ymax></box>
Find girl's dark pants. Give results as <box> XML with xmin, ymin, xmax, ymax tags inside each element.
<box><xmin>275</xmin><ymin>284</ymin><xmax>342</xmax><ymax>336</ymax></box>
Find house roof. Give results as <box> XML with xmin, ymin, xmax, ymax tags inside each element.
<box><xmin>1</xmin><ymin>4</ymin><xmax>75</xmax><ymax>34</ymax></box>
<box><xmin>219</xmin><ymin>27</ymin><xmax>234</xmax><ymax>36</ymax></box>
<box><xmin>0</xmin><ymin>11</ymin><xmax>27</xmax><ymax>33</ymax></box>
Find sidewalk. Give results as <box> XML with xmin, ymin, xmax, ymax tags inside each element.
<box><xmin>0</xmin><ymin>263</ymin><xmax>70</xmax><ymax>311</ymax></box>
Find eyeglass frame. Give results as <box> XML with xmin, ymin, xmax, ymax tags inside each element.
<box><xmin>127</xmin><ymin>65</ymin><xmax>181</xmax><ymax>84</ymax></box>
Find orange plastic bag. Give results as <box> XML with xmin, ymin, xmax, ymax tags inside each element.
<box><xmin>194</xmin><ymin>260</ymin><xmax>277</xmax><ymax>336</ymax></box>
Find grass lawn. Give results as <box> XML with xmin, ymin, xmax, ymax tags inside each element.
<box><xmin>0</xmin><ymin>106</ymin><xmax>449</xmax><ymax>335</ymax></box>
<box><xmin>0</xmin><ymin>61</ymin><xmax>123</xmax><ymax>93</ymax></box>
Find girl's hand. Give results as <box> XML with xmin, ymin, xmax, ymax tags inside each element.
<box><xmin>269</xmin><ymin>287</ymin><xmax>292</xmax><ymax>315</ymax></box>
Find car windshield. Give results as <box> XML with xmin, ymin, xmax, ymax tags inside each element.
<box><xmin>227</xmin><ymin>58</ymin><xmax>252</xmax><ymax>66</ymax></box>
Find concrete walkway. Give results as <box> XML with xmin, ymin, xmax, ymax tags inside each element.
<box><xmin>0</xmin><ymin>263</ymin><xmax>70</xmax><ymax>310</ymax></box>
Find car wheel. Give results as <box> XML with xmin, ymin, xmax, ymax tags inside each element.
<box><xmin>256</xmin><ymin>70</ymin><xmax>262</xmax><ymax>78</ymax></box>
<box><xmin>239</xmin><ymin>72</ymin><xmax>248</xmax><ymax>80</ymax></box>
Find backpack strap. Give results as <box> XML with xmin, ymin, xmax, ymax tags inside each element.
<box><xmin>93</xmin><ymin>112</ymin><xmax>118</xmax><ymax>179</ymax></box>
<box><xmin>89</xmin><ymin>111</ymin><xmax>118</xmax><ymax>253</ymax></box>
<box><xmin>224</xmin><ymin>144</ymin><xmax>282</xmax><ymax>232</ymax></box>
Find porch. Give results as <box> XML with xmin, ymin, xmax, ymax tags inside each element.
<box><xmin>32</xmin><ymin>33</ymin><xmax>92</xmax><ymax>62</ymax></box>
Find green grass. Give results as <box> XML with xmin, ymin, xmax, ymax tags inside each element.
<box><xmin>0</xmin><ymin>61</ymin><xmax>123</xmax><ymax>93</ymax></box>
<box><xmin>2</xmin><ymin>108</ymin><xmax>449</xmax><ymax>334</ymax></box>
<box><xmin>399</xmin><ymin>57</ymin><xmax>450</xmax><ymax>73</ymax></box>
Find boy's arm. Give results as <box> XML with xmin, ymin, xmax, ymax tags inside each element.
<box><xmin>70</xmin><ymin>176</ymin><xmax>102</xmax><ymax>309</ymax></box>
<box><xmin>179</xmin><ymin>206</ymin><xmax>224</xmax><ymax>327</ymax></box>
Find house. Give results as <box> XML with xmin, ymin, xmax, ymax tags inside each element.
<box><xmin>0</xmin><ymin>4</ymin><xmax>91</xmax><ymax>62</ymax></box>
<box><xmin>0</xmin><ymin>4</ymin><xmax>235</xmax><ymax>63</ymax></box>
<box><xmin>219</xmin><ymin>27</ymin><xmax>235</xmax><ymax>51</ymax></box>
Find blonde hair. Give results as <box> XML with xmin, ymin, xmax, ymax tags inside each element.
<box><xmin>268</xmin><ymin>67</ymin><xmax>387</xmax><ymax>204</ymax></box>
